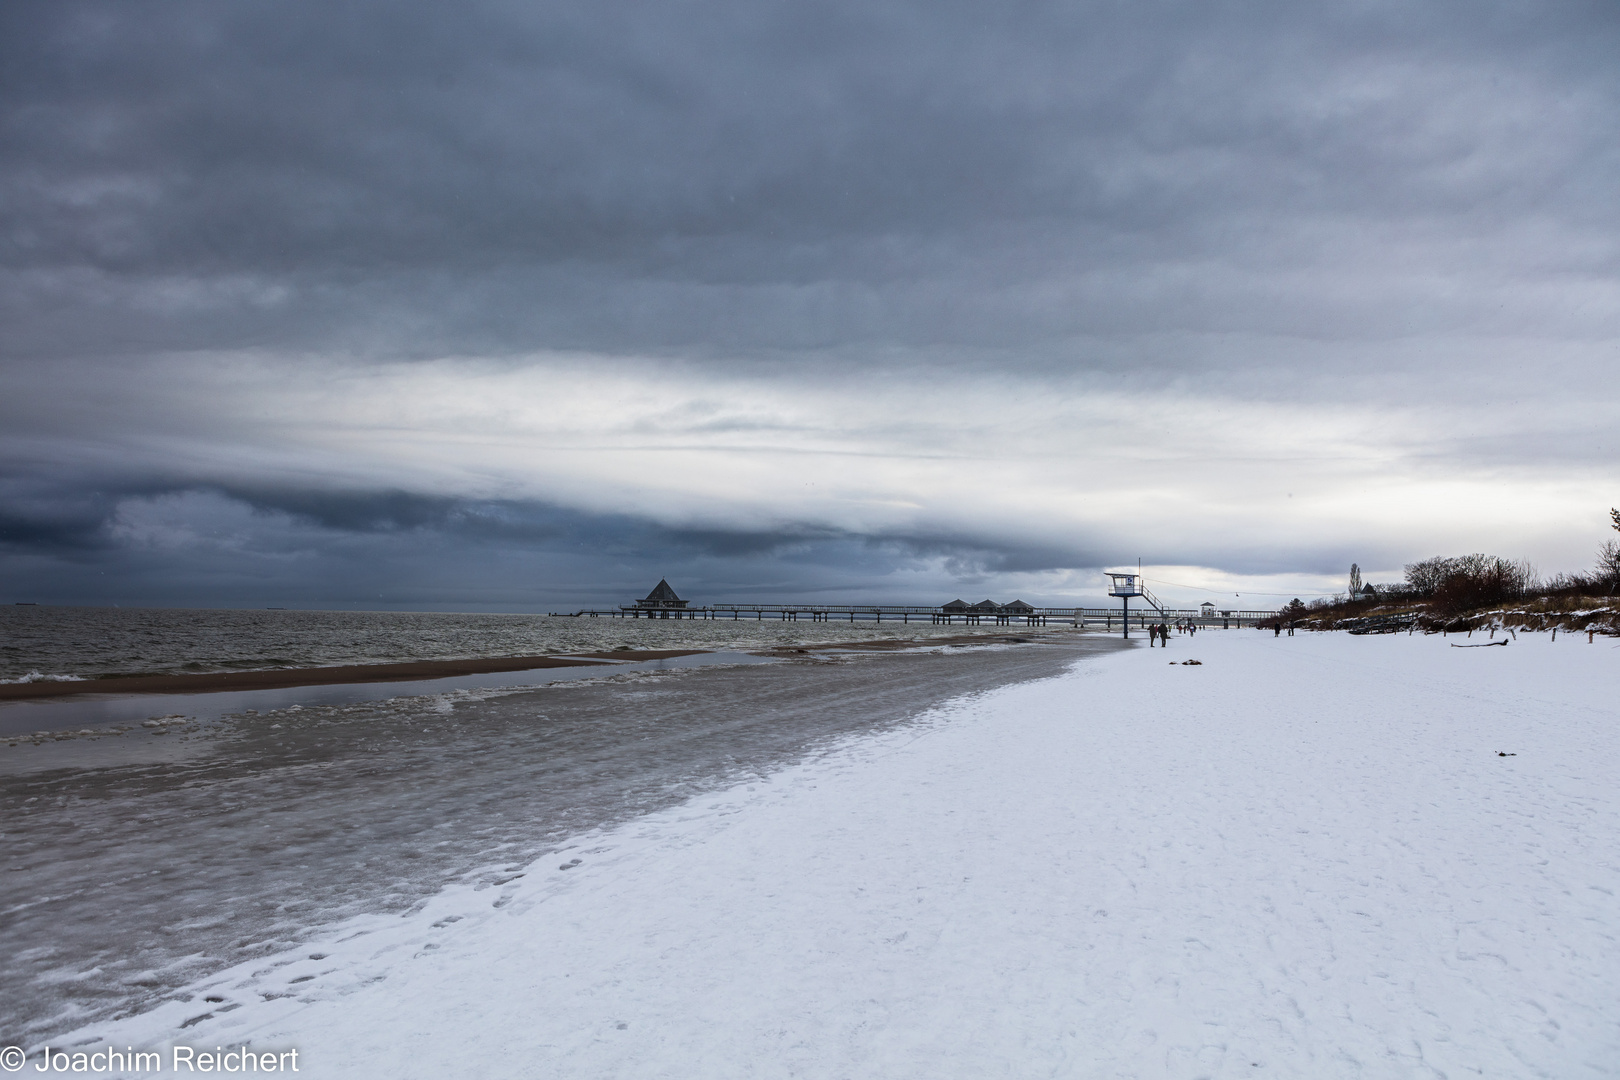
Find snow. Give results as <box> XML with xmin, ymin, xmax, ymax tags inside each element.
<box><xmin>52</xmin><ymin>631</ymin><xmax>1620</xmax><ymax>1078</ymax></box>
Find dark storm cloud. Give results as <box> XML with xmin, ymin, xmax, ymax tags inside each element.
<box><xmin>0</xmin><ymin>475</ymin><xmax>1099</xmax><ymax>575</ymax></box>
<box><xmin>0</xmin><ymin>475</ymin><xmax>148</xmax><ymax>552</ymax></box>
<box><xmin>219</xmin><ymin>486</ymin><xmax>850</xmax><ymax>559</ymax></box>
<box><xmin>203</xmin><ymin>485</ymin><xmax>1118</xmax><ymax>579</ymax></box>
<box><xmin>0</xmin><ymin>501</ymin><xmax>110</xmax><ymax>552</ymax></box>
<box><xmin>4</xmin><ymin>0</ymin><xmax>1618</xmax><ymax>605</ymax></box>
<box><xmin>0</xmin><ymin>479</ymin><xmax>1115</xmax><ymax>607</ymax></box>
<box><xmin>5</xmin><ymin>0</ymin><xmax>1616</xmax><ymax>361</ymax></box>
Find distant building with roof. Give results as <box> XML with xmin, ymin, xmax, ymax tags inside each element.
<box><xmin>636</xmin><ymin>579</ymin><xmax>688</xmax><ymax>610</ymax></box>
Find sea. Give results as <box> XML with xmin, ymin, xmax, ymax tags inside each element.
<box><xmin>0</xmin><ymin>605</ymin><xmax>1029</xmax><ymax>683</ymax></box>
<box><xmin>0</xmin><ymin>606</ymin><xmax>1122</xmax><ymax>1042</ymax></box>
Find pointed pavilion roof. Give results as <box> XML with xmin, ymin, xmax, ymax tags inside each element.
<box><xmin>643</xmin><ymin>579</ymin><xmax>683</xmax><ymax>604</ymax></box>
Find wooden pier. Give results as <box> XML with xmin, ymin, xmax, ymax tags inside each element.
<box><xmin>562</xmin><ymin>603</ymin><xmax>1277</xmax><ymax>629</ymax></box>
<box><xmin>556</xmin><ymin>580</ymin><xmax>1277</xmax><ymax>629</ymax></box>
<box><xmin>583</xmin><ymin>602</ymin><xmax>1010</xmax><ymax>624</ymax></box>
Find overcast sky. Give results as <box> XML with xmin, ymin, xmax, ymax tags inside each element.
<box><xmin>3</xmin><ymin>0</ymin><xmax>1617</xmax><ymax>610</ymax></box>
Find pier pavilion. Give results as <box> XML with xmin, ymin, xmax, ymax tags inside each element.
<box><xmin>633</xmin><ymin>579</ymin><xmax>689</xmax><ymax>616</ymax></box>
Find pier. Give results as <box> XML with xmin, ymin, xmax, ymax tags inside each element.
<box><xmin>560</xmin><ymin>581</ymin><xmax>1277</xmax><ymax>629</ymax></box>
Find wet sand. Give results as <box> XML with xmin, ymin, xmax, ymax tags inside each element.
<box><xmin>1</xmin><ymin>633</ymin><xmax>1118</xmax><ymax>1041</ymax></box>
<box><xmin>0</xmin><ymin>650</ymin><xmax>706</xmax><ymax>701</ymax></box>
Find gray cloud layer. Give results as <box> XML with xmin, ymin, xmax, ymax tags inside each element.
<box><xmin>3</xmin><ymin>0</ymin><xmax>1617</xmax><ymax>606</ymax></box>
<box><xmin>8</xmin><ymin>0</ymin><xmax>1616</xmax><ymax>357</ymax></box>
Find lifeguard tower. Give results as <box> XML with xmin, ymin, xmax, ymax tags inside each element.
<box><xmin>1106</xmin><ymin>572</ymin><xmax>1140</xmax><ymax>639</ymax></box>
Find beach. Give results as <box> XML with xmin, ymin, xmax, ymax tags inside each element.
<box><xmin>1</xmin><ymin>630</ymin><xmax>1109</xmax><ymax>1046</ymax></box>
<box><xmin>8</xmin><ymin>628</ymin><xmax>1618</xmax><ymax>1077</ymax></box>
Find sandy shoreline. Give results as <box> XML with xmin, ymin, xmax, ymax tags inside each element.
<box><xmin>0</xmin><ymin>632</ymin><xmax>1051</xmax><ymax>702</ymax></box>
<box><xmin>0</xmin><ymin>650</ymin><xmax>705</xmax><ymax>701</ymax></box>
<box><xmin>2</xmin><ymin>633</ymin><xmax>1109</xmax><ymax>1042</ymax></box>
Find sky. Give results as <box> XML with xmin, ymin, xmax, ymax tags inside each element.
<box><xmin>2</xmin><ymin>0</ymin><xmax>1617</xmax><ymax>611</ymax></box>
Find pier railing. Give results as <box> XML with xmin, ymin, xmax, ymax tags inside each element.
<box><xmin>557</xmin><ymin>603</ymin><xmax>1278</xmax><ymax>628</ymax></box>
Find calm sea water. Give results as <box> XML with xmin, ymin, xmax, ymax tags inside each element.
<box><xmin>0</xmin><ymin>606</ymin><xmax>1025</xmax><ymax>682</ymax></box>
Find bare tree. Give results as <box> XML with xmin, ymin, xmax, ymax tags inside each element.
<box><xmin>1405</xmin><ymin>554</ymin><xmax>1536</xmax><ymax>613</ymax></box>
<box><xmin>1599</xmin><ymin>510</ymin><xmax>1620</xmax><ymax>586</ymax></box>
<box><xmin>1600</xmin><ymin>543</ymin><xmax>1620</xmax><ymax>583</ymax></box>
<box><xmin>1404</xmin><ymin>557</ymin><xmax>1453</xmax><ymax>595</ymax></box>
<box><xmin>1596</xmin><ymin>509</ymin><xmax>1620</xmax><ymax>589</ymax></box>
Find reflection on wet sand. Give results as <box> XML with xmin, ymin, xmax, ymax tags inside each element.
<box><xmin>1</xmin><ymin>632</ymin><xmax>1120</xmax><ymax>1042</ymax></box>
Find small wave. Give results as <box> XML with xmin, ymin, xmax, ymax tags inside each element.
<box><xmin>0</xmin><ymin>670</ymin><xmax>88</xmax><ymax>684</ymax></box>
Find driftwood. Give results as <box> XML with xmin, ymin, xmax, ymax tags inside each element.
<box><xmin>1450</xmin><ymin>640</ymin><xmax>1508</xmax><ymax>648</ymax></box>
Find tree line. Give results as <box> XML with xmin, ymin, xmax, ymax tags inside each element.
<box><xmin>1280</xmin><ymin>507</ymin><xmax>1619</xmax><ymax>623</ymax></box>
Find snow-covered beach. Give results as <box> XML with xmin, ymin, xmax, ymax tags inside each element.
<box><xmin>36</xmin><ymin>630</ymin><xmax>1620</xmax><ymax>1078</ymax></box>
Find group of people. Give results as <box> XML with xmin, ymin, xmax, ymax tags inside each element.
<box><xmin>1147</xmin><ymin>619</ymin><xmax>1204</xmax><ymax>646</ymax></box>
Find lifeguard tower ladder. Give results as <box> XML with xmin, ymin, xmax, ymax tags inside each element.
<box><xmin>1106</xmin><ymin>571</ymin><xmax>1165</xmax><ymax>639</ymax></box>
